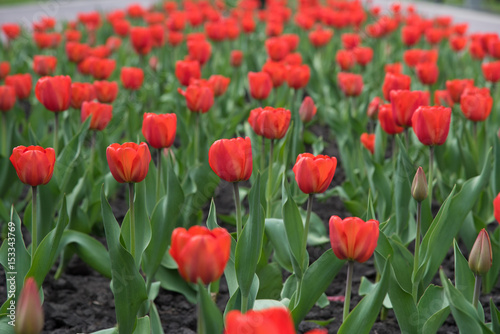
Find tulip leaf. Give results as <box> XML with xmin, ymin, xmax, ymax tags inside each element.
<box><xmin>256</xmin><ymin>262</ymin><xmax>283</xmax><ymax>300</ymax></box>
<box><xmin>206</xmin><ymin>199</ymin><xmax>219</xmax><ymax>230</ymax></box>
<box><xmin>0</xmin><ymin>319</ymin><xmax>14</xmax><ymax>334</ymax></box>
<box><xmin>453</xmin><ymin>239</ymin><xmax>475</xmax><ymax>300</ymax></box>
<box><xmin>150</xmin><ymin>303</ymin><xmax>164</xmax><ymax>334</ymax></box>
<box><xmin>101</xmin><ymin>187</ymin><xmax>147</xmax><ymax>334</ymax></box>
<box><xmin>143</xmin><ymin>160</ymin><xmax>184</xmax><ymax>280</ymax></box>
<box><xmin>155</xmin><ymin>266</ymin><xmax>196</xmax><ymax>304</ymax></box>
<box><xmin>253</xmin><ymin>299</ymin><xmax>288</xmax><ymax>310</ymax></box>
<box><xmin>439</xmin><ymin>269</ymin><xmax>493</xmax><ymax>334</ymax></box>
<box><xmin>387</xmin><ymin>265</ymin><xmax>417</xmax><ymax>334</ymax></box>
<box><xmin>490</xmin><ymin>299</ymin><xmax>500</xmax><ymax>333</ymax></box>
<box><xmin>198</xmin><ymin>282</ymin><xmax>223</xmax><ymax>334</ymax></box>
<box><xmin>26</xmin><ymin>196</ymin><xmax>69</xmax><ymax>286</ymax></box>
<box><xmin>236</xmin><ymin>174</ymin><xmax>265</xmax><ymax>300</ymax></box>
<box><xmin>338</xmin><ymin>259</ymin><xmax>390</xmax><ymax>334</ymax></box>
<box><xmin>416</xmin><ymin>149</ymin><xmax>492</xmax><ymax>289</ymax></box>
<box><xmin>418</xmin><ymin>285</ymin><xmax>449</xmax><ymax>334</ymax></box>
<box><xmin>282</xmin><ymin>178</ymin><xmax>305</xmax><ymax>278</ymax></box>
<box><xmin>133</xmin><ymin>316</ymin><xmax>150</xmax><ymax>334</ymax></box>
<box><xmin>483</xmin><ymin>228</ymin><xmax>500</xmax><ymax>293</ymax></box>
<box><xmin>364</xmin><ymin>154</ymin><xmax>392</xmax><ymax>222</ymax></box>
<box><xmin>264</xmin><ymin>218</ymin><xmax>294</xmax><ymax>272</ymax></box>
<box><xmin>291</xmin><ymin>249</ymin><xmax>345</xmax><ymax>325</ymax></box>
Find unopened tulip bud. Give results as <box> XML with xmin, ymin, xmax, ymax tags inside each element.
<box><xmin>469</xmin><ymin>229</ymin><xmax>492</xmax><ymax>276</ymax></box>
<box><xmin>299</xmin><ymin>96</ymin><xmax>317</xmax><ymax>123</ymax></box>
<box><xmin>412</xmin><ymin>167</ymin><xmax>428</xmax><ymax>202</ymax></box>
<box><xmin>15</xmin><ymin>277</ymin><xmax>44</xmax><ymax>334</ymax></box>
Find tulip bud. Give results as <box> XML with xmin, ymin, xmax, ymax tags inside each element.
<box><xmin>469</xmin><ymin>229</ymin><xmax>492</xmax><ymax>276</ymax></box>
<box><xmin>15</xmin><ymin>277</ymin><xmax>44</xmax><ymax>334</ymax></box>
<box><xmin>299</xmin><ymin>96</ymin><xmax>317</xmax><ymax>123</ymax></box>
<box><xmin>411</xmin><ymin>167</ymin><xmax>428</xmax><ymax>202</ymax></box>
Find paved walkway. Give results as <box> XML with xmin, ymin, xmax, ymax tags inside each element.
<box><xmin>0</xmin><ymin>0</ymin><xmax>499</xmax><ymax>34</ymax></box>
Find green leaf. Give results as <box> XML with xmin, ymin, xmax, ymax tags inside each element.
<box><xmin>358</xmin><ymin>277</ymin><xmax>392</xmax><ymax>309</ymax></box>
<box><xmin>338</xmin><ymin>259</ymin><xmax>390</xmax><ymax>334</ymax></box>
<box><xmin>454</xmin><ymin>239</ymin><xmax>475</xmax><ymax>300</ymax></box>
<box><xmin>235</xmin><ymin>174</ymin><xmax>265</xmax><ymax>300</ymax></box>
<box><xmin>388</xmin><ymin>265</ymin><xmax>417</xmax><ymax>334</ymax></box>
<box><xmin>364</xmin><ymin>154</ymin><xmax>392</xmax><ymax>221</ymax></box>
<box><xmin>206</xmin><ymin>199</ymin><xmax>219</xmax><ymax>230</ymax></box>
<box><xmin>150</xmin><ymin>303</ymin><xmax>164</xmax><ymax>334</ymax></box>
<box><xmin>291</xmin><ymin>249</ymin><xmax>345</xmax><ymax>325</ymax></box>
<box><xmin>483</xmin><ymin>228</ymin><xmax>500</xmax><ymax>293</ymax></box>
<box><xmin>256</xmin><ymin>263</ymin><xmax>282</xmax><ymax>300</ymax></box>
<box><xmin>155</xmin><ymin>266</ymin><xmax>196</xmax><ymax>304</ymax></box>
<box><xmin>101</xmin><ymin>187</ymin><xmax>148</xmax><ymax>334</ymax></box>
<box><xmin>264</xmin><ymin>219</ymin><xmax>293</xmax><ymax>272</ymax></box>
<box><xmin>418</xmin><ymin>285</ymin><xmax>449</xmax><ymax>334</ymax></box>
<box><xmin>489</xmin><ymin>298</ymin><xmax>500</xmax><ymax>333</ymax></box>
<box><xmin>253</xmin><ymin>299</ymin><xmax>288</xmax><ymax>310</ymax></box>
<box><xmin>282</xmin><ymin>179</ymin><xmax>305</xmax><ymax>278</ymax></box>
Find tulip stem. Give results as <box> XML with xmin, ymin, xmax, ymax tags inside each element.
<box><xmin>412</xmin><ymin>201</ymin><xmax>422</xmax><ymax>303</ymax></box>
<box><xmin>195</xmin><ymin>113</ymin><xmax>200</xmax><ymax>164</ymax></box>
<box><xmin>1</xmin><ymin>112</ymin><xmax>6</xmax><ymax>157</ymax></box>
<box><xmin>241</xmin><ymin>294</ymin><xmax>249</xmax><ymax>314</ymax></box>
<box><xmin>31</xmin><ymin>186</ymin><xmax>37</xmax><ymax>264</ymax></box>
<box><xmin>260</xmin><ymin>137</ymin><xmax>265</xmax><ymax>172</ymax></box>
<box><xmin>233</xmin><ymin>182</ymin><xmax>242</xmax><ymax>239</ymax></box>
<box><xmin>156</xmin><ymin>148</ymin><xmax>162</xmax><ymax>202</ymax></box>
<box><xmin>301</xmin><ymin>194</ymin><xmax>314</xmax><ymax>259</ymax></box>
<box><xmin>429</xmin><ymin>146</ymin><xmax>434</xmax><ymax>214</ymax></box>
<box><xmin>265</xmin><ymin>139</ymin><xmax>274</xmax><ymax>218</ymax></box>
<box><xmin>129</xmin><ymin>183</ymin><xmax>136</xmax><ymax>261</ymax></box>
<box><xmin>54</xmin><ymin>112</ymin><xmax>59</xmax><ymax>155</ymax></box>
<box><xmin>472</xmin><ymin>274</ymin><xmax>481</xmax><ymax>309</ymax></box>
<box><xmin>343</xmin><ymin>260</ymin><xmax>354</xmax><ymax>322</ymax></box>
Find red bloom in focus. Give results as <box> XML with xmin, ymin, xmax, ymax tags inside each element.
<box><xmin>309</xmin><ymin>26</ymin><xmax>334</xmax><ymax>48</ymax></box>
<box><xmin>378</xmin><ymin>104</ymin><xmax>404</xmax><ymax>135</ymax></box>
<box><xmin>0</xmin><ymin>86</ymin><xmax>16</xmax><ymax>112</ymax></box>
<box><xmin>5</xmin><ymin>74</ymin><xmax>32</xmax><ymax>100</ymax></box>
<box><xmin>360</xmin><ymin>133</ymin><xmax>375</xmax><ymax>154</ymax></box>
<box><xmin>0</xmin><ymin>61</ymin><xmax>10</xmax><ymax>80</ymax></box>
<box><xmin>71</xmin><ymin>82</ymin><xmax>95</xmax><ymax>109</ymax></box>
<box><xmin>401</xmin><ymin>25</ymin><xmax>421</xmax><ymax>46</ymax></box>
<box><xmin>287</xmin><ymin>64</ymin><xmax>310</xmax><ymax>90</ymax></box>
<box><xmin>482</xmin><ymin>61</ymin><xmax>500</xmax><ymax>83</ymax></box>
<box><xmin>230</xmin><ymin>50</ymin><xmax>243</xmax><ymax>67</ymax></box>
<box><xmin>35</xmin><ymin>75</ymin><xmax>71</xmax><ymax>112</ymax></box>
<box><xmin>65</xmin><ymin>42</ymin><xmax>90</xmax><ymax>63</ymax></box>
<box><xmin>353</xmin><ymin>47</ymin><xmax>374</xmax><ymax>66</ymax></box>
<box><xmin>299</xmin><ymin>96</ymin><xmax>317</xmax><ymax>123</ymax></box>
<box><xmin>248</xmin><ymin>106</ymin><xmax>291</xmax><ymax>140</ymax></box>
<box><xmin>10</xmin><ymin>145</ymin><xmax>56</xmax><ymax>186</ymax></box>
<box><xmin>293</xmin><ymin>153</ymin><xmax>337</xmax><ymax>194</ymax></box>
<box><xmin>446</xmin><ymin>79</ymin><xmax>474</xmax><ymax>103</ymax></box>
<box><xmin>178</xmin><ymin>81</ymin><xmax>214</xmax><ymax>113</ymax></box>
<box><xmin>337</xmin><ymin>72</ymin><xmax>363</xmax><ymax>97</ymax></box>
<box><xmin>93</xmin><ymin>80</ymin><xmax>118</xmax><ymax>103</ymax></box>
<box><xmin>170</xmin><ymin>226</ymin><xmax>231</xmax><ymax>284</ymax></box>
<box><xmin>416</xmin><ymin>62</ymin><xmax>438</xmax><ymax>85</ymax></box>
<box><xmin>341</xmin><ymin>33</ymin><xmax>361</xmax><ymax>50</ymax></box>
<box><xmin>450</xmin><ymin>36</ymin><xmax>467</xmax><ymax>52</ymax></box>
<box><xmin>329</xmin><ymin>216</ymin><xmax>379</xmax><ymax>263</ymax></box>
<box><xmin>460</xmin><ymin>87</ymin><xmax>493</xmax><ymax>122</ymax></box>
<box><xmin>120</xmin><ymin>67</ymin><xmax>144</xmax><ymax>90</ymax></box>
<box><xmin>187</xmin><ymin>39</ymin><xmax>212</xmax><ymax>66</ymax></box>
<box><xmin>265</xmin><ymin>37</ymin><xmax>290</xmax><ymax>62</ymax></box>
<box><xmin>209</xmin><ymin>137</ymin><xmax>253</xmax><ymax>182</ymax></box>
<box><xmin>208</xmin><ymin>75</ymin><xmax>230</xmax><ymax>97</ymax></box>
<box><xmin>224</xmin><ymin>308</ymin><xmax>296</xmax><ymax>334</ymax></box>
<box><xmin>390</xmin><ymin>90</ymin><xmax>430</xmax><ymax>127</ymax></box>
<box><xmin>106</xmin><ymin>142</ymin><xmax>151</xmax><ymax>183</ymax></box>
<box><xmin>248</xmin><ymin>71</ymin><xmax>273</xmax><ymax>100</ymax></box>
<box><xmin>142</xmin><ymin>113</ymin><xmax>177</xmax><ymax>149</ymax></box>
<box><xmin>33</xmin><ymin>55</ymin><xmax>57</xmax><ymax>76</ymax></box>
<box><xmin>2</xmin><ymin>23</ymin><xmax>21</xmax><ymax>40</ymax></box>
<box><xmin>175</xmin><ymin>60</ymin><xmax>201</xmax><ymax>86</ymax></box>
<box><xmin>412</xmin><ymin>106</ymin><xmax>451</xmax><ymax>146</ymax></box>
<box><xmin>90</xmin><ymin>58</ymin><xmax>116</xmax><ymax>80</ymax></box>
<box><xmin>494</xmin><ymin>193</ymin><xmax>500</xmax><ymax>223</ymax></box>
<box><xmin>384</xmin><ymin>63</ymin><xmax>402</xmax><ymax>74</ymax></box>
<box><xmin>382</xmin><ymin>73</ymin><xmax>411</xmax><ymax>101</ymax></box>
<box><xmin>262</xmin><ymin>61</ymin><xmax>287</xmax><ymax>88</ymax></box>
<box><xmin>81</xmin><ymin>101</ymin><xmax>112</xmax><ymax>131</ymax></box>
<box><xmin>434</xmin><ymin>90</ymin><xmax>454</xmax><ymax>107</ymax></box>
<box><xmin>336</xmin><ymin>49</ymin><xmax>356</xmax><ymax>71</ymax></box>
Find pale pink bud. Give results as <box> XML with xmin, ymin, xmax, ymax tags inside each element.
<box><xmin>299</xmin><ymin>96</ymin><xmax>317</xmax><ymax>123</ymax></box>
<box><xmin>15</xmin><ymin>277</ymin><xmax>44</xmax><ymax>334</ymax></box>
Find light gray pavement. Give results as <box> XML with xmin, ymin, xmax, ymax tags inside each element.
<box><xmin>0</xmin><ymin>0</ymin><xmax>499</xmax><ymax>34</ymax></box>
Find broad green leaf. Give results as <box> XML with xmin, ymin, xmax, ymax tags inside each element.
<box><xmin>155</xmin><ymin>266</ymin><xmax>196</xmax><ymax>304</ymax></box>
<box><xmin>253</xmin><ymin>299</ymin><xmax>287</xmax><ymax>310</ymax></box>
<box><xmin>489</xmin><ymin>299</ymin><xmax>500</xmax><ymax>333</ymax></box>
<box><xmin>91</xmin><ymin>328</ymin><xmax>118</xmax><ymax>334</ymax></box>
<box><xmin>291</xmin><ymin>249</ymin><xmax>345</xmax><ymax>325</ymax></box>
<box><xmin>359</xmin><ymin>277</ymin><xmax>392</xmax><ymax>309</ymax></box>
<box><xmin>206</xmin><ymin>199</ymin><xmax>219</xmax><ymax>230</ymax></box>
<box><xmin>418</xmin><ymin>285</ymin><xmax>449</xmax><ymax>334</ymax></box>
<box><xmin>101</xmin><ymin>187</ymin><xmax>147</xmax><ymax>334</ymax></box>
<box><xmin>150</xmin><ymin>303</ymin><xmax>164</xmax><ymax>334</ymax></box>
<box><xmin>388</xmin><ymin>265</ymin><xmax>417</xmax><ymax>334</ymax></box>
<box><xmin>133</xmin><ymin>316</ymin><xmax>150</xmax><ymax>334</ymax></box>
<box><xmin>282</xmin><ymin>179</ymin><xmax>305</xmax><ymax>278</ymax></box>
<box><xmin>235</xmin><ymin>174</ymin><xmax>265</xmax><ymax>299</ymax></box>
<box><xmin>264</xmin><ymin>219</ymin><xmax>293</xmax><ymax>272</ymax></box>
<box><xmin>454</xmin><ymin>239</ymin><xmax>475</xmax><ymax>300</ymax></box>
<box><xmin>224</xmin><ymin>275</ymin><xmax>259</xmax><ymax>316</ymax></box>
<box><xmin>364</xmin><ymin>156</ymin><xmax>392</xmax><ymax>221</ymax></box>
<box><xmin>483</xmin><ymin>228</ymin><xmax>500</xmax><ymax>293</ymax></box>
<box><xmin>0</xmin><ymin>318</ymin><xmax>14</xmax><ymax>334</ymax></box>
<box><xmin>256</xmin><ymin>262</ymin><xmax>282</xmax><ymax>300</ymax></box>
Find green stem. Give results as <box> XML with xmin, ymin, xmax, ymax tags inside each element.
<box><xmin>197</xmin><ymin>302</ymin><xmax>204</xmax><ymax>334</ymax></box>
<box><xmin>412</xmin><ymin>201</ymin><xmax>422</xmax><ymax>303</ymax></box>
<box><xmin>265</xmin><ymin>139</ymin><xmax>274</xmax><ymax>218</ymax></box>
<box><xmin>241</xmin><ymin>294</ymin><xmax>249</xmax><ymax>313</ymax></box>
<box><xmin>343</xmin><ymin>260</ymin><xmax>354</xmax><ymax>322</ymax></box>
<box><xmin>195</xmin><ymin>112</ymin><xmax>200</xmax><ymax>164</ymax></box>
<box><xmin>301</xmin><ymin>194</ymin><xmax>314</xmax><ymax>260</ymax></box>
<box><xmin>233</xmin><ymin>182</ymin><xmax>242</xmax><ymax>239</ymax></box>
<box><xmin>429</xmin><ymin>146</ymin><xmax>434</xmax><ymax>214</ymax></box>
<box><xmin>156</xmin><ymin>148</ymin><xmax>162</xmax><ymax>202</ymax></box>
<box><xmin>1</xmin><ymin>112</ymin><xmax>7</xmax><ymax>157</ymax></box>
<box><xmin>472</xmin><ymin>274</ymin><xmax>481</xmax><ymax>309</ymax></box>
<box><xmin>129</xmin><ymin>183</ymin><xmax>136</xmax><ymax>260</ymax></box>
<box><xmin>260</xmin><ymin>137</ymin><xmax>265</xmax><ymax>172</ymax></box>
<box><xmin>54</xmin><ymin>112</ymin><xmax>59</xmax><ymax>155</ymax></box>
<box><xmin>31</xmin><ymin>186</ymin><xmax>37</xmax><ymax>265</ymax></box>
<box><xmin>90</xmin><ymin>131</ymin><xmax>96</xmax><ymax>180</ymax></box>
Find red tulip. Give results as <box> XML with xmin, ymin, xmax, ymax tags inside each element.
<box><xmin>205</xmin><ymin>20</ymin><xmax>226</xmax><ymax>42</ymax></box>
<box><xmin>127</xmin><ymin>3</ymin><xmax>146</xmax><ymax>18</ymax></box>
<box><xmin>308</xmin><ymin>26</ymin><xmax>334</xmax><ymax>48</ymax></box>
<box><xmin>450</xmin><ymin>36</ymin><xmax>467</xmax><ymax>52</ymax></box>
<box><xmin>5</xmin><ymin>74</ymin><xmax>32</xmax><ymax>100</ymax></box>
<box><xmin>293</xmin><ymin>153</ymin><xmax>337</xmax><ymax>194</ymax></box>
<box><xmin>329</xmin><ymin>216</ymin><xmax>379</xmax><ymax>263</ymax></box>
<box><xmin>88</xmin><ymin>45</ymin><xmax>111</xmax><ymax>58</ymax></box>
<box><xmin>425</xmin><ymin>28</ymin><xmax>444</xmax><ymax>45</ymax></box>
<box><xmin>112</xmin><ymin>19</ymin><xmax>130</xmax><ymax>37</ymax></box>
<box><xmin>35</xmin><ymin>75</ymin><xmax>72</xmax><ymax>112</ymax></box>
<box><xmin>33</xmin><ymin>55</ymin><xmax>57</xmax><ymax>76</ymax></box>
<box><xmin>209</xmin><ymin>137</ymin><xmax>253</xmax><ymax>182</ymax></box>
<box><xmin>382</xmin><ymin>73</ymin><xmax>411</xmax><ymax>101</ymax></box>
<box><xmin>106</xmin><ymin>142</ymin><xmax>151</xmax><ymax>183</ymax></box>
<box><xmin>0</xmin><ymin>61</ymin><xmax>10</xmax><ymax>80</ymax></box>
<box><xmin>335</xmin><ymin>49</ymin><xmax>356</xmax><ymax>71</ymax></box>
<box><xmin>262</xmin><ymin>61</ymin><xmax>287</xmax><ymax>88</ymax></box>
<box><xmin>460</xmin><ymin>87</ymin><xmax>493</xmax><ymax>122</ymax></box>
<box><xmin>224</xmin><ymin>307</ymin><xmax>296</xmax><ymax>334</ymax></box>
<box><xmin>403</xmin><ymin>49</ymin><xmax>438</xmax><ymax>68</ymax></box>
<box><xmin>284</xmin><ymin>53</ymin><xmax>302</xmax><ymax>66</ymax></box>
<box><xmin>70</xmin><ymin>82</ymin><xmax>95</xmax><ymax>109</ymax></box>
<box><xmin>10</xmin><ymin>145</ymin><xmax>56</xmax><ymax>186</ymax></box>
<box><xmin>208</xmin><ymin>75</ymin><xmax>230</xmax><ymax>97</ymax></box>
<box><xmin>142</xmin><ymin>113</ymin><xmax>177</xmax><ymax>149</ymax></box>
<box><xmin>93</xmin><ymin>80</ymin><xmax>118</xmax><ymax>103</ymax></box>
<box><xmin>265</xmin><ymin>37</ymin><xmax>290</xmax><ymax>61</ymax></box>
<box><xmin>0</xmin><ymin>86</ymin><xmax>16</xmax><ymax>112</ymax></box>
<box><xmin>81</xmin><ymin>101</ymin><xmax>113</xmax><ymax>131</ymax></box>
<box><xmin>412</xmin><ymin>106</ymin><xmax>451</xmax><ymax>146</ymax></box>
<box><xmin>33</xmin><ymin>32</ymin><xmax>61</xmax><ymax>49</ymax></box>
<box><xmin>167</xmin><ymin>30</ymin><xmax>183</xmax><ymax>46</ymax></box>
<box><xmin>494</xmin><ymin>192</ymin><xmax>500</xmax><ymax>223</ymax></box>
<box><xmin>282</xmin><ymin>34</ymin><xmax>299</xmax><ymax>52</ymax></box>
<box><xmin>299</xmin><ymin>96</ymin><xmax>317</xmax><ymax>123</ymax></box>
<box><xmin>248</xmin><ymin>107</ymin><xmax>291</xmax><ymax>140</ymax></box>
<box><xmin>120</xmin><ymin>67</ymin><xmax>144</xmax><ymax>90</ymax></box>
<box><xmin>230</xmin><ymin>50</ymin><xmax>243</xmax><ymax>67</ymax></box>
<box><xmin>401</xmin><ymin>25</ymin><xmax>421</xmax><ymax>46</ymax></box>
<box><xmin>2</xmin><ymin>23</ymin><xmax>21</xmax><ymax>40</ymax></box>
<box><xmin>187</xmin><ymin>39</ymin><xmax>212</xmax><ymax>66</ymax></box>
<box><xmin>469</xmin><ymin>41</ymin><xmax>485</xmax><ymax>60</ymax></box>
<box><xmin>360</xmin><ymin>133</ymin><xmax>375</xmax><ymax>154</ymax></box>
<box><xmin>384</xmin><ymin>63</ymin><xmax>402</xmax><ymax>75</ymax></box>
<box><xmin>170</xmin><ymin>226</ymin><xmax>231</xmax><ymax>284</ymax></box>
<box><xmin>390</xmin><ymin>90</ymin><xmax>429</xmax><ymax>127</ymax></box>
<box><xmin>65</xmin><ymin>42</ymin><xmax>90</xmax><ymax>63</ymax></box>
<box><xmin>175</xmin><ymin>60</ymin><xmax>201</xmax><ymax>86</ymax></box>
<box><xmin>434</xmin><ymin>90</ymin><xmax>454</xmax><ymax>107</ymax></box>
<box><xmin>287</xmin><ymin>64</ymin><xmax>310</xmax><ymax>90</ymax></box>
<box><xmin>341</xmin><ymin>33</ymin><xmax>361</xmax><ymax>50</ymax></box>
<box><xmin>166</xmin><ymin>11</ymin><xmax>186</xmax><ymax>31</ymax></box>
<box><xmin>446</xmin><ymin>79</ymin><xmax>474</xmax><ymax>103</ymax></box>
<box><xmin>353</xmin><ymin>47</ymin><xmax>374</xmax><ymax>66</ymax></box>
<box><xmin>378</xmin><ymin>104</ymin><xmax>404</xmax><ymax>135</ymax></box>
<box><xmin>482</xmin><ymin>61</ymin><xmax>500</xmax><ymax>83</ymax></box>
<box><xmin>416</xmin><ymin>62</ymin><xmax>438</xmax><ymax>85</ymax></box>
<box><xmin>90</xmin><ymin>58</ymin><xmax>116</xmax><ymax>80</ymax></box>
<box><xmin>149</xmin><ymin>24</ymin><xmax>165</xmax><ymax>47</ymax></box>
<box><xmin>178</xmin><ymin>80</ymin><xmax>214</xmax><ymax>113</ymax></box>
<box><xmin>248</xmin><ymin>71</ymin><xmax>272</xmax><ymax>100</ymax></box>
<box><xmin>242</xmin><ymin>14</ymin><xmax>256</xmax><ymax>33</ymax></box>
<box><xmin>367</xmin><ymin>96</ymin><xmax>382</xmax><ymax>120</ymax></box>
<box><xmin>15</xmin><ymin>278</ymin><xmax>44</xmax><ymax>334</ymax></box>
<box><xmin>337</xmin><ymin>72</ymin><xmax>363</xmax><ymax>97</ymax></box>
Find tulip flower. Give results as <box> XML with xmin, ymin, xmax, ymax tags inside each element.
<box><xmin>403</xmin><ymin>49</ymin><xmax>439</xmax><ymax>68</ymax></box>
<box><xmin>2</xmin><ymin>23</ymin><xmax>21</xmax><ymax>41</ymax></box>
<box><xmin>90</xmin><ymin>58</ymin><xmax>116</xmax><ymax>80</ymax></box>
<box><xmin>360</xmin><ymin>133</ymin><xmax>375</xmax><ymax>154</ymax></box>
<box><xmin>262</xmin><ymin>61</ymin><xmax>287</xmax><ymax>88</ymax></box>
<box><xmin>416</xmin><ymin>62</ymin><xmax>438</xmax><ymax>85</ymax></box>
<box><xmin>329</xmin><ymin>216</ymin><xmax>379</xmax><ymax>320</ymax></box>
<box><xmin>411</xmin><ymin>106</ymin><xmax>451</xmax><ymax>146</ymax></box>
<box><xmin>175</xmin><ymin>60</ymin><xmax>201</xmax><ymax>86</ymax></box>
<box><xmin>382</xmin><ymin>73</ymin><xmax>411</xmax><ymax>101</ymax></box>
<box><xmin>341</xmin><ymin>33</ymin><xmax>361</xmax><ymax>50</ymax></box>
<box><xmin>299</xmin><ymin>96</ymin><xmax>317</xmax><ymax>123</ymax></box>
<box><xmin>384</xmin><ymin>63</ymin><xmax>402</xmax><ymax>75</ymax></box>
<box><xmin>284</xmin><ymin>53</ymin><xmax>302</xmax><ymax>66</ymax></box>
<box><xmin>224</xmin><ymin>307</ymin><xmax>296</xmax><ymax>334</ymax></box>
<box><xmin>70</xmin><ymin>82</ymin><xmax>96</xmax><ymax>109</ymax></box>
<box><xmin>308</xmin><ymin>26</ymin><xmax>334</xmax><ymax>48</ymax></box>
<box><xmin>450</xmin><ymin>36</ymin><xmax>467</xmax><ymax>52</ymax></box>
<box><xmin>81</xmin><ymin>101</ymin><xmax>112</xmax><ymax>131</ymax></box>
<box><xmin>282</xmin><ymin>34</ymin><xmax>299</xmax><ymax>52</ymax></box>
<box><xmin>469</xmin><ymin>229</ymin><xmax>492</xmax><ymax>308</ymax></box>
<box><xmin>93</xmin><ymin>80</ymin><xmax>118</xmax><ymax>103</ymax></box>
<box><xmin>494</xmin><ymin>193</ymin><xmax>500</xmax><ymax>223</ymax></box>
<box><xmin>286</xmin><ymin>64</ymin><xmax>310</xmax><ymax>90</ymax></box>
<box><xmin>401</xmin><ymin>25</ymin><xmax>421</xmax><ymax>46</ymax></box>
<box><xmin>446</xmin><ymin>78</ymin><xmax>473</xmax><ymax>103</ymax></box>
<box><xmin>106</xmin><ymin>142</ymin><xmax>151</xmax><ymax>184</ymax></box>
<box><xmin>33</xmin><ymin>55</ymin><xmax>57</xmax><ymax>76</ymax></box>
<box><xmin>170</xmin><ymin>226</ymin><xmax>231</xmax><ymax>284</ymax></box>
<box><xmin>367</xmin><ymin>96</ymin><xmax>381</xmax><ymax>120</ymax></box>
<box><xmin>230</xmin><ymin>50</ymin><xmax>243</xmax><ymax>67</ymax></box>
<box><xmin>65</xmin><ymin>42</ymin><xmax>90</xmax><ymax>63</ymax></box>
<box><xmin>248</xmin><ymin>107</ymin><xmax>291</xmax><ymax>140</ymax></box>
<box><xmin>390</xmin><ymin>90</ymin><xmax>429</xmax><ymax>128</ymax></box>
<box><xmin>412</xmin><ymin>166</ymin><xmax>428</xmax><ymax>203</ymax></box>
<box><xmin>0</xmin><ymin>61</ymin><xmax>10</xmax><ymax>80</ymax></box>
<box><xmin>187</xmin><ymin>39</ymin><xmax>212</xmax><ymax>66</ymax></box>
<box><xmin>208</xmin><ymin>75</ymin><xmax>230</xmax><ymax>97</ymax></box>
<box><xmin>120</xmin><ymin>67</ymin><xmax>144</xmax><ymax>90</ymax></box>
<box><xmin>248</xmin><ymin>71</ymin><xmax>272</xmax><ymax>101</ymax></box>
<box><xmin>5</xmin><ymin>74</ymin><xmax>32</xmax><ymax>100</ymax></box>
<box><xmin>378</xmin><ymin>104</ymin><xmax>404</xmax><ymax>135</ymax></box>
<box><xmin>33</xmin><ymin>32</ymin><xmax>61</xmax><ymax>49</ymax></box>
<box><xmin>15</xmin><ymin>278</ymin><xmax>44</xmax><ymax>334</ymax></box>
<box><xmin>337</xmin><ymin>72</ymin><xmax>363</xmax><ymax>97</ymax></box>
<box><xmin>469</xmin><ymin>41</ymin><xmax>485</xmax><ymax>60</ymax></box>
<box><xmin>0</xmin><ymin>85</ymin><xmax>16</xmax><ymax>112</ymax></box>
<box><xmin>460</xmin><ymin>87</ymin><xmax>493</xmax><ymax>122</ymax></box>
<box><xmin>130</xmin><ymin>26</ymin><xmax>153</xmax><ymax>55</ymax></box>
<box><xmin>353</xmin><ymin>47</ymin><xmax>374</xmax><ymax>66</ymax></box>
<box><xmin>265</xmin><ymin>37</ymin><xmax>289</xmax><ymax>61</ymax></box>
<box><xmin>335</xmin><ymin>49</ymin><xmax>356</xmax><ymax>71</ymax></box>
<box><xmin>293</xmin><ymin>153</ymin><xmax>337</xmax><ymax>195</ymax></box>
<box><xmin>35</xmin><ymin>75</ymin><xmax>71</xmax><ymax>112</ymax></box>
<box><xmin>434</xmin><ymin>90</ymin><xmax>454</xmax><ymax>107</ymax></box>
<box><xmin>482</xmin><ymin>61</ymin><xmax>500</xmax><ymax>83</ymax></box>
<box><xmin>177</xmin><ymin>81</ymin><xmax>214</xmax><ymax>113</ymax></box>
